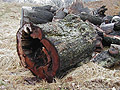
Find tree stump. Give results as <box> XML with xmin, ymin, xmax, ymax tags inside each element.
<box><xmin>17</xmin><ymin>14</ymin><xmax>97</xmax><ymax>82</ymax></box>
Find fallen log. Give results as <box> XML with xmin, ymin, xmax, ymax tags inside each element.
<box><xmin>100</xmin><ymin>23</ymin><xmax>114</xmax><ymax>34</ymax></box>
<box><xmin>53</xmin><ymin>7</ymin><xmax>68</xmax><ymax>20</ymax></box>
<box><xmin>79</xmin><ymin>12</ymin><xmax>103</xmax><ymax>25</ymax></box>
<box><xmin>21</xmin><ymin>6</ymin><xmax>54</xmax><ymax>25</ymax></box>
<box><xmin>91</xmin><ymin>44</ymin><xmax>120</xmax><ymax>68</ymax></box>
<box><xmin>88</xmin><ymin>21</ymin><xmax>120</xmax><ymax>45</ymax></box>
<box><xmin>100</xmin><ymin>21</ymin><xmax>120</xmax><ymax>33</ymax></box>
<box><xmin>17</xmin><ymin>23</ymin><xmax>59</xmax><ymax>83</ymax></box>
<box><xmin>114</xmin><ymin>21</ymin><xmax>120</xmax><ymax>31</ymax></box>
<box><xmin>67</xmin><ymin>0</ymin><xmax>103</xmax><ymax>25</ymax></box>
<box><xmin>32</xmin><ymin>5</ymin><xmax>58</xmax><ymax>14</ymax></box>
<box><xmin>103</xmin><ymin>34</ymin><xmax>120</xmax><ymax>45</ymax></box>
<box><xmin>17</xmin><ymin>14</ymin><xmax>97</xmax><ymax>82</ymax></box>
<box><xmin>93</xmin><ymin>5</ymin><xmax>107</xmax><ymax>18</ymax></box>
<box><xmin>103</xmin><ymin>16</ymin><xmax>113</xmax><ymax>23</ymax></box>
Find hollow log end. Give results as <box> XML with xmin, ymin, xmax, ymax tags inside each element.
<box><xmin>16</xmin><ymin>23</ymin><xmax>60</xmax><ymax>83</ymax></box>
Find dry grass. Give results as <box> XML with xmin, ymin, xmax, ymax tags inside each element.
<box><xmin>85</xmin><ymin>0</ymin><xmax>120</xmax><ymax>16</ymax></box>
<box><xmin>63</xmin><ymin>62</ymin><xmax>120</xmax><ymax>90</ymax></box>
<box><xmin>0</xmin><ymin>1</ymin><xmax>120</xmax><ymax>90</ymax></box>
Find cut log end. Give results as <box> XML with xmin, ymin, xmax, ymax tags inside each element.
<box><xmin>16</xmin><ymin>23</ymin><xmax>59</xmax><ymax>83</ymax></box>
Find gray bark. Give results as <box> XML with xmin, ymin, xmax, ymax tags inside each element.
<box><xmin>79</xmin><ymin>13</ymin><xmax>103</xmax><ymax>25</ymax></box>
<box><xmin>91</xmin><ymin>44</ymin><xmax>120</xmax><ymax>68</ymax></box>
<box><xmin>36</xmin><ymin>14</ymin><xmax>97</xmax><ymax>76</ymax></box>
<box><xmin>21</xmin><ymin>6</ymin><xmax>54</xmax><ymax>25</ymax></box>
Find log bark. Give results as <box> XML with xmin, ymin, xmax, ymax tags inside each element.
<box><xmin>91</xmin><ymin>44</ymin><xmax>120</xmax><ymax>68</ymax></box>
<box><xmin>93</xmin><ymin>5</ymin><xmax>107</xmax><ymax>18</ymax></box>
<box><xmin>21</xmin><ymin>6</ymin><xmax>54</xmax><ymax>25</ymax></box>
<box><xmin>17</xmin><ymin>14</ymin><xmax>97</xmax><ymax>82</ymax></box>
<box><xmin>114</xmin><ymin>21</ymin><xmax>120</xmax><ymax>31</ymax></box>
<box><xmin>88</xmin><ymin>21</ymin><xmax>120</xmax><ymax>45</ymax></box>
<box><xmin>79</xmin><ymin>13</ymin><xmax>103</xmax><ymax>25</ymax></box>
<box><xmin>67</xmin><ymin>1</ymin><xmax>103</xmax><ymax>25</ymax></box>
<box><xmin>100</xmin><ymin>23</ymin><xmax>114</xmax><ymax>34</ymax></box>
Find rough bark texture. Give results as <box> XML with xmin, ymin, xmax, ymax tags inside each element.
<box><xmin>100</xmin><ymin>23</ymin><xmax>114</xmax><ymax>33</ymax></box>
<box><xmin>21</xmin><ymin>6</ymin><xmax>54</xmax><ymax>25</ymax></box>
<box><xmin>89</xmin><ymin>21</ymin><xmax>120</xmax><ymax>45</ymax></box>
<box><xmin>103</xmin><ymin>34</ymin><xmax>120</xmax><ymax>45</ymax></box>
<box><xmin>79</xmin><ymin>13</ymin><xmax>103</xmax><ymax>25</ymax></box>
<box><xmin>36</xmin><ymin>14</ymin><xmax>97</xmax><ymax>75</ymax></box>
<box><xmin>17</xmin><ymin>14</ymin><xmax>98</xmax><ymax>82</ymax></box>
<box><xmin>91</xmin><ymin>44</ymin><xmax>120</xmax><ymax>68</ymax></box>
<box><xmin>114</xmin><ymin>21</ymin><xmax>120</xmax><ymax>31</ymax></box>
<box><xmin>93</xmin><ymin>5</ymin><xmax>107</xmax><ymax>18</ymax></box>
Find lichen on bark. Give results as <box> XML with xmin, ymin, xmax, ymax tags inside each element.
<box><xmin>36</xmin><ymin>14</ymin><xmax>97</xmax><ymax>75</ymax></box>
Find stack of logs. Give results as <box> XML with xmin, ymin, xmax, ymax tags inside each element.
<box><xmin>17</xmin><ymin>1</ymin><xmax>120</xmax><ymax>83</ymax></box>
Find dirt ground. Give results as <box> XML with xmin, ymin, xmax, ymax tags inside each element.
<box><xmin>0</xmin><ymin>1</ymin><xmax>120</xmax><ymax>90</ymax></box>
